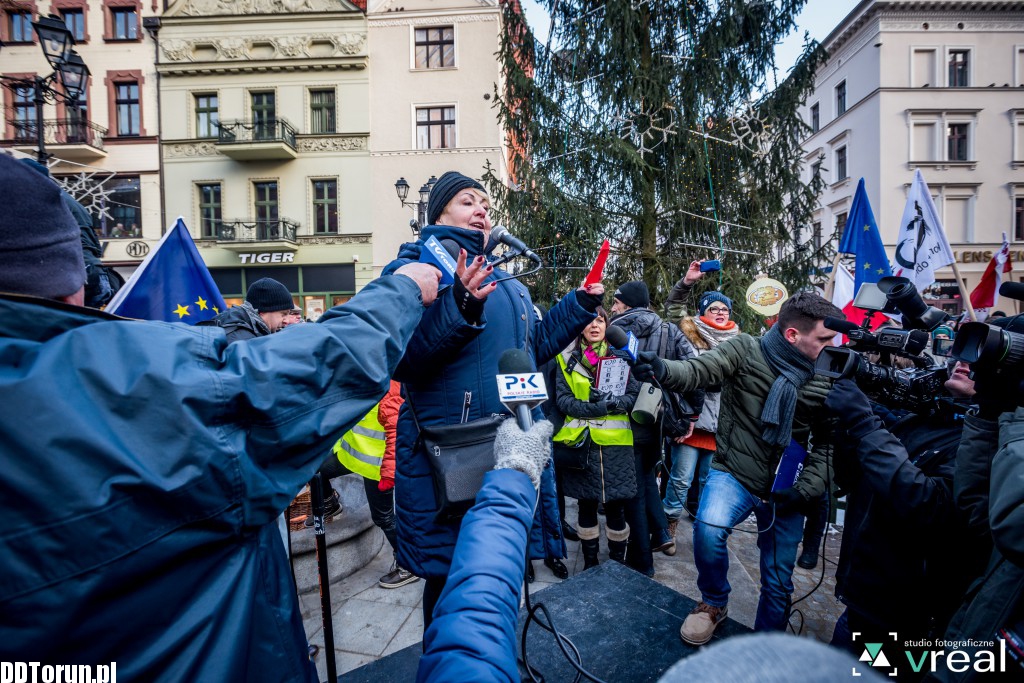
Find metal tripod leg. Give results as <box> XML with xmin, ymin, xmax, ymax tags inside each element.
<box><xmin>309</xmin><ymin>472</ymin><xmax>338</xmax><ymax>682</ymax></box>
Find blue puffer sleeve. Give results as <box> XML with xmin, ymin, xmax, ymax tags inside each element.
<box><xmin>215</xmin><ymin>274</ymin><xmax>425</xmax><ymax>527</ymax></box>
<box><xmin>394</xmin><ymin>284</ymin><xmax>487</xmax><ymax>382</ymax></box>
<box><xmin>417</xmin><ymin>469</ymin><xmax>536</xmax><ymax>683</ymax></box>
<box><xmin>531</xmin><ymin>290</ymin><xmax>595</xmax><ymax>366</ymax></box>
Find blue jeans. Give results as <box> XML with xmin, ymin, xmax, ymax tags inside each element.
<box><xmin>693</xmin><ymin>468</ymin><xmax>804</xmax><ymax>631</ymax></box>
<box><xmin>663</xmin><ymin>442</ymin><xmax>712</xmax><ymax>521</ymax></box>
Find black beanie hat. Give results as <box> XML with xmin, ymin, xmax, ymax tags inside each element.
<box><xmin>427</xmin><ymin>171</ymin><xmax>486</xmax><ymax>226</ymax></box>
<box><xmin>613</xmin><ymin>281</ymin><xmax>650</xmax><ymax>309</ymax></box>
<box><xmin>0</xmin><ymin>154</ymin><xmax>86</xmax><ymax>299</ymax></box>
<box><xmin>246</xmin><ymin>277</ymin><xmax>293</xmax><ymax>312</ymax></box>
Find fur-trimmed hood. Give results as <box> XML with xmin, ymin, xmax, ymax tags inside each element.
<box><xmin>680</xmin><ymin>316</ymin><xmax>710</xmax><ymax>351</ymax></box>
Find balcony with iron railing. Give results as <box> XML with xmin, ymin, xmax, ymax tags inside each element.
<box><xmin>216</xmin><ymin>118</ymin><xmax>298</xmax><ymax>160</ymax></box>
<box><xmin>204</xmin><ymin>218</ymin><xmax>299</xmax><ymax>246</ymax></box>
<box><xmin>3</xmin><ymin>117</ymin><xmax>107</xmax><ymax>161</ymax></box>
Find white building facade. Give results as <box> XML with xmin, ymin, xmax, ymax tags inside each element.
<box><xmin>801</xmin><ymin>0</ymin><xmax>1024</xmax><ymax>314</ymax></box>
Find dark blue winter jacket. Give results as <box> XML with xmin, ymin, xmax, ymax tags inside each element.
<box><xmin>0</xmin><ymin>275</ymin><xmax>425</xmax><ymax>681</ymax></box>
<box><xmin>383</xmin><ymin>225</ymin><xmax>595</xmax><ymax>578</ymax></box>
<box><xmin>418</xmin><ymin>469</ymin><xmax>535</xmax><ymax>682</ymax></box>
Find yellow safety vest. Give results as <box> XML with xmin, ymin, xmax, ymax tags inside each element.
<box><xmin>333</xmin><ymin>404</ymin><xmax>386</xmax><ymax>481</ymax></box>
<box><xmin>552</xmin><ymin>353</ymin><xmax>633</xmax><ymax>447</ymax></box>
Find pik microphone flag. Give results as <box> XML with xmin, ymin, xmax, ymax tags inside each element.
<box><xmin>969</xmin><ymin>232</ymin><xmax>1013</xmax><ymax>321</ymax></box>
<box><xmin>106</xmin><ymin>218</ymin><xmax>227</xmax><ymax>323</ymax></box>
<box><xmin>838</xmin><ymin>178</ymin><xmax>891</xmax><ymax>292</ymax></box>
<box><xmin>893</xmin><ymin>169</ymin><xmax>955</xmax><ymax>293</ymax></box>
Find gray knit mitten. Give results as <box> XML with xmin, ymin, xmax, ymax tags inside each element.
<box><xmin>493</xmin><ymin>418</ymin><xmax>554</xmax><ymax>488</ymax></box>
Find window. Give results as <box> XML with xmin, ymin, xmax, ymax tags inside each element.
<box><xmin>111</xmin><ymin>7</ymin><xmax>137</xmax><ymax>40</ymax></box>
<box><xmin>947</xmin><ymin>123</ymin><xmax>969</xmax><ymax>161</ymax></box>
<box><xmin>12</xmin><ymin>84</ymin><xmax>36</xmax><ymax>142</ymax></box>
<box><xmin>912</xmin><ymin>48</ymin><xmax>936</xmax><ymax>88</ymax></box>
<box><xmin>101</xmin><ymin>176</ymin><xmax>141</xmax><ymax>238</ymax></box>
<box><xmin>251</xmin><ymin>92</ymin><xmax>275</xmax><ymax>139</ymax></box>
<box><xmin>812</xmin><ymin>221</ymin><xmax>822</xmax><ymax>252</ymax></box>
<box><xmin>1016</xmin><ymin>197</ymin><xmax>1024</xmax><ymax>242</ymax></box>
<box><xmin>835</xmin><ymin>212</ymin><xmax>848</xmax><ymax>243</ymax></box>
<box><xmin>194</xmin><ymin>93</ymin><xmax>218</xmax><ymax>138</ymax></box>
<box><xmin>115</xmin><ymin>81</ymin><xmax>140</xmax><ymax>136</ymax></box>
<box><xmin>416</xmin><ymin>106</ymin><xmax>455</xmax><ymax>149</ymax></box>
<box><xmin>9</xmin><ymin>11</ymin><xmax>33</xmax><ymax>43</ymax></box>
<box><xmin>835</xmin><ymin>146</ymin><xmax>847</xmax><ymax>181</ymax></box>
<box><xmin>948</xmin><ymin>50</ymin><xmax>969</xmax><ymax>87</ymax></box>
<box><xmin>198</xmin><ymin>183</ymin><xmax>222</xmax><ymax>238</ymax></box>
<box><xmin>810</xmin><ymin>103</ymin><xmax>819</xmax><ymax>133</ymax></box>
<box><xmin>61</xmin><ymin>9</ymin><xmax>85</xmax><ymax>41</ymax></box>
<box><xmin>414</xmin><ymin>26</ymin><xmax>455</xmax><ymax>69</ymax></box>
<box><xmin>66</xmin><ymin>90</ymin><xmax>89</xmax><ymax>143</ymax></box>
<box><xmin>312</xmin><ymin>179</ymin><xmax>338</xmax><ymax>233</ymax></box>
<box><xmin>912</xmin><ymin>122</ymin><xmax>937</xmax><ymax>161</ymax></box>
<box><xmin>254</xmin><ymin>181</ymin><xmax>279</xmax><ymax>240</ymax></box>
<box><xmin>811</xmin><ymin>160</ymin><xmax>822</xmax><ymax>181</ymax></box>
<box><xmin>945</xmin><ymin>196</ymin><xmax>971</xmax><ymax>242</ymax></box>
<box><xmin>835</xmin><ymin>80</ymin><xmax>846</xmax><ymax>116</ymax></box>
<box><xmin>309</xmin><ymin>89</ymin><xmax>335</xmax><ymax>134</ymax></box>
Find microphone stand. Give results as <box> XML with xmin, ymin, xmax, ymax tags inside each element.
<box><xmin>309</xmin><ymin>472</ymin><xmax>338</xmax><ymax>682</ymax></box>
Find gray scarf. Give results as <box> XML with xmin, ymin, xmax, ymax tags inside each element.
<box><xmin>240</xmin><ymin>301</ymin><xmax>271</xmax><ymax>336</ymax></box>
<box><xmin>759</xmin><ymin>325</ymin><xmax>815</xmax><ymax>447</ymax></box>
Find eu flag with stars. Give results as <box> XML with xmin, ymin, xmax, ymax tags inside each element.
<box><xmin>106</xmin><ymin>218</ymin><xmax>227</xmax><ymax>323</ymax></box>
<box><xmin>837</xmin><ymin>178</ymin><xmax>892</xmax><ymax>292</ymax></box>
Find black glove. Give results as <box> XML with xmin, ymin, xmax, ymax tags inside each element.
<box><xmin>632</xmin><ymin>351</ymin><xmax>666</xmax><ymax>384</ymax></box>
<box><xmin>576</xmin><ymin>290</ymin><xmax>604</xmax><ymax>313</ymax></box>
<box><xmin>589</xmin><ymin>388</ymin><xmax>611</xmax><ymax>403</ymax></box>
<box><xmin>610</xmin><ymin>394</ymin><xmax>633</xmax><ymax>414</ymax></box>
<box><xmin>824</xmin><ymin>379</ymin><xmax>876</xmax><ymax>437</ymax></box>
<box><xmin>453</xmin><ymin>275</ymin><xmax>485</xmax><ymax>324</ymax></box>
<box><xmin>770</xmin><ymin>487</ymin><xmax>804</xmax><ymax>514</ymax></box>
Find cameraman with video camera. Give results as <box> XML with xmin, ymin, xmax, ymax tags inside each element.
<box><xmin>927</xmin><ymin>311</ymin><xmax>1024</xmax><ymax>682</ymax></box>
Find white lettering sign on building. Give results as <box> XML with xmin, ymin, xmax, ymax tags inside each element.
<box><xmin>238</xmin><ymin>253</ymin><xmax>295</xmax><ymax>264</ymax></box>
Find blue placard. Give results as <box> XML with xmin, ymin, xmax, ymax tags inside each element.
<box><xmin>771</xmin><ymin>439</ymin><xmax>807</xmax><ymax>492</ymax></box>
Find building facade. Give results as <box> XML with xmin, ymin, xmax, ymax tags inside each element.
<box><xmin>801</xmin><ymin>0</ymin><xmax>1024</xmax><ymax>314</ymax></box>
<box><xmin>157</xmin><ymin>0</ymin><xmax>371</xmax><ymax>318</ymax></box>
<box><xmin>366</xmin><ymin>0</ymin><xmax>506</xmax><ymax>274</ymax></box>
<box><xmin>1</xmin><ymin>0</ymin><xmax>162</xmax><ymax>279</ymax></box>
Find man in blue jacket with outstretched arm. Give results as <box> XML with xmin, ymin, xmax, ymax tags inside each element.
<box><xmin>0</xmin><ymin>153</ymin><xmax>440</xmax><ymax>682</ymax></box>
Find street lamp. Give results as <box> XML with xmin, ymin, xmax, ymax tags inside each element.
<box><xmin>394</xmin><ymin>175</ymin><xmax>438</xmax><ymax>236</ymax></box>
<box><xmin>0</xmin><ymin>14</ymin><xmax>91</xmax><ymax>163</ymax></box>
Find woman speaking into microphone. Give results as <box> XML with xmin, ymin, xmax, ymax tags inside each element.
<box><xmin>382</xmin><ymin>171</ymin><xmax>604</xmax><ymax>630</ymax></box>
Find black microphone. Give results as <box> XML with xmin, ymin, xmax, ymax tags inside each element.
<box><xmin>824</xmin><ymin>316</ymin><xmax>858</xmax><ymax>335</ymax></box>
<box><xmin>999</xmin><ymin>281</ymin><xmax>1024</xmax><ymax>302</ymax></box>
<box><xmin>604</xmin><ymin>325</ymin><xmax>638</xmax><ymax>363</ymax></box>
<box><xmin>489</xmin><ymin>225</ymin><xmax>542</xmax><ymax>263</ymax></box>
<box><xmin>497</xmin><ymin>348</ymin><xmax>536</xmax><ymax>430</ymax></box>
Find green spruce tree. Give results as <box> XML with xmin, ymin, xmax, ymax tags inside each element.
<box><xmin>488</xmin><ymin>0</ymin><xmax>830</xmax><ymax>328</ymax></box>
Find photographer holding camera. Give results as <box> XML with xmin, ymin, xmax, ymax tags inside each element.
<box><xmin>825</xmin><ymin>365</ymin><xmax>990</xmax><ymax>672</ymax></box>
<box><xmin>927</xmin><ymin>313</ymin><xmax>1024</xmax><ymax>682</ymax></box>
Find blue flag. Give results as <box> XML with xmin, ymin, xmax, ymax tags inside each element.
<box><xmin>837</xmin><ymin>177</ymin><xmax>892</xmax><ymax>292</ymax></box>
<box><xmin>106</xmin><ymin>218</ymin><xmax>227</xmax><ymax>323</ymax></box>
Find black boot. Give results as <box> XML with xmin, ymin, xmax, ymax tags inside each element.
<box><xmin>607</xmin><ymin>524</ymin><xmax>630</xmax><ymax>564</ymax></box>
<box><xmin>579</xmin><ymin>525</ymin><xmax>600</xmax><ymax>570</ymax></box>
<box><xmin>562</xmin><ymin>520</ymin><xmax>580</xmax><ymax>542</ymax></box>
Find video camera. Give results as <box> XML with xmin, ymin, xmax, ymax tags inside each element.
<box><xmin>815</xmin><ymin>276</ymin><xmax>951</xmax><ymax>415</ymax></box>
<box><xmin>951</xmin><ymin>282</ymin><xmax>1024</xmax><ymax>374</ymax></box>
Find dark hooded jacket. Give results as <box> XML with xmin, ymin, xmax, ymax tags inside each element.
<box><xmin>383</xmin><ymin>225</ymin><xmax>595</xmax><ymax>578</ymax></box>
<box><xmin>200</xmin><ymin>302</ymin><xmax>270</xmax><ymax>342</ymax></box>
<box><xmin>610</xmin><ymin>307</ymin><xmax>705</xmax><ymax>444</ymax></box>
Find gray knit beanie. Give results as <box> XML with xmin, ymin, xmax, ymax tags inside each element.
<box><xmin>0</xmin><ymin>154</ymin><xmax>86</xmax><ymax>299</ymax></box>
<box><xmin>245</xmin><ymin>277</ymin><xmax>293</xmax><ymax>312</ymax></box>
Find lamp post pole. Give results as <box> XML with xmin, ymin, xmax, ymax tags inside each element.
<box><xmin>394</xmin><ymin>175</ymin><xmax>437</xmax><ymax>236</ymax></box>
<box><xmin>33</xmin><ymin>75</ymin><xmax>48</xmax><ymax>164</ymax></box>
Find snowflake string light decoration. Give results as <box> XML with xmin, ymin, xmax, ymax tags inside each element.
<box><xmin>613</xmin><ymin>103</ymin><xmax>678</xmax><ymax>156</ymax></box>
<box><xmin>53</xmin><ymin>169</ymin><xmax>117</xmax><ymax>221</ymax></box>
<box><xmin>729</xmin><ymin>100</ymin><xmax>777</xmax><ymax>157</ymax></box>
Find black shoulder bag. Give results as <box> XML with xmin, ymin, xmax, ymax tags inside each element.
<box><xmin>406</xmin><ymin>392</ymin><xmax>507</xmax><ymax>523</ymax></box>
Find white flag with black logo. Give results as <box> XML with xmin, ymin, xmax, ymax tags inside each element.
<box><xmin>893</xmin><ymin>169</ymin><xmax>955</xmax><ymax>293</ymax></box>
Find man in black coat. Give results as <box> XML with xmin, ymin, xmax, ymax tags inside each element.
<box><xmin>610</xmin><ymin>280</ymin><xmax>704</xmax><ymax>573</ymax></box>
<box><xmin>825</xmin><ymin>364</ymin><xmax>990</xmax><ymax>679</ymax></box>
<box><xmin>202</xmin><ymin>277</ymin><xmax>295</xmax><ymax>342</ymax></box>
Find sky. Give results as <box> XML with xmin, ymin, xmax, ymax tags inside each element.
<box><xmin>519</xmin><ymin>0</ymin><xmax>861</xmax><ymax>76</ymax></box>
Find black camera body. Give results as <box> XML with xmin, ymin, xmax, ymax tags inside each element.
<box><xmin>951</xmin><ymin>283</ymin><xmax>1024</xmax><ymax>374</ymax></box>
<box><xmin>815</xmin><ymin>276</ymin><xmax>951</xmax><ymax>415</ymax></box>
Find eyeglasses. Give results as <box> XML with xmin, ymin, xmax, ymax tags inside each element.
<box><xmin>705</xmin><ymin>306</ymin><xmax>730</xmax><ymax>315</ymax></box>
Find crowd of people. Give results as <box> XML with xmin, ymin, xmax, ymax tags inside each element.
<box><xmin>2</xmin><ymin>157</ymin><xmax>1022</xmax><ymax>683</ymax></box>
